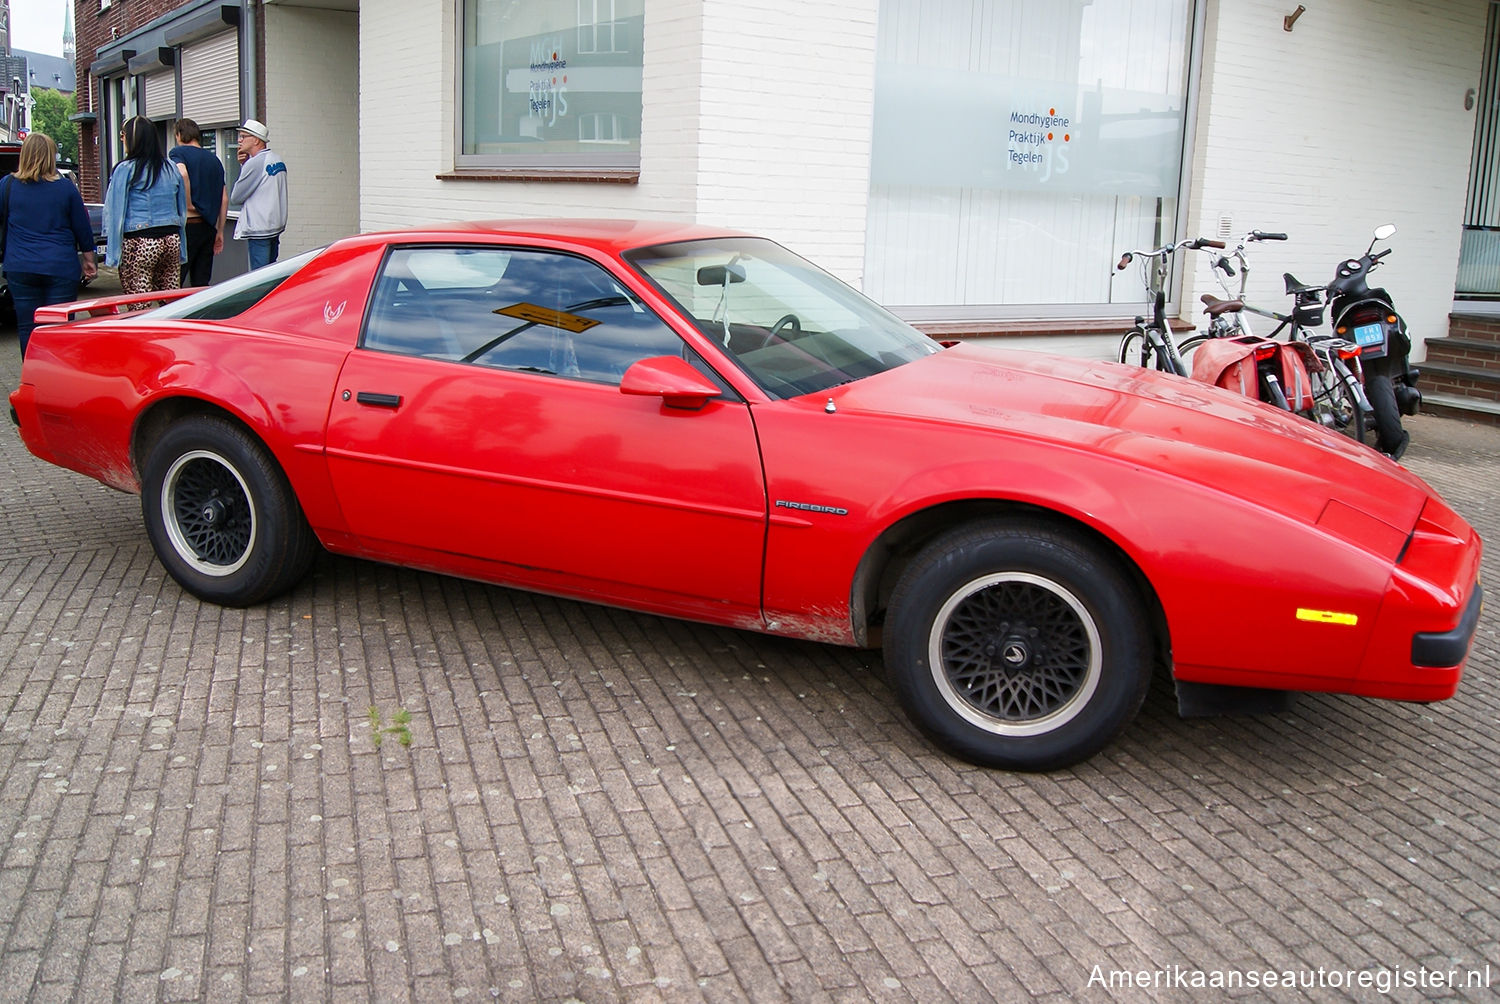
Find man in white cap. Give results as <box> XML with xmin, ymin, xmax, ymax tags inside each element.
<box><xmin>229</xmin><ymin>118</ymin><xmax>288</xmax><ymax>269</ymax></box>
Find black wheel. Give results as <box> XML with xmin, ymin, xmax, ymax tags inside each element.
<box><xmin>1364</xmin><ymin>369</ymin><xmax>1407</xmax><ymax>457</ymax></box>
<box><xmin>141</xmin><ymin>415</ymin><xmax>317</xmax><ymax>606</ymax></box>
<box><xmin>884</xmin><ymin>519</ymin><xmax>1151</xmax><ymax>770</ymax></box>
<box><xmin>1176</xmin><ymin>334</ymin><xmax>1211</xmax><ymax>379</ymax></box>
<box><xmin>1316</xmin><ymin>364</ymin><xmax>1368</xmax><ymax>445</ymax></box>
<box><xmin>1118</xmin><ymin>328</ymin><xmax>1157</xmax><ymax>369</ymax></box>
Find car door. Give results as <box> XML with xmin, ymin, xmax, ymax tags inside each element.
<box><xmin>323</xmin><ymin>244</ymin><xmax>768</xmax><ymax>624</ymax></box>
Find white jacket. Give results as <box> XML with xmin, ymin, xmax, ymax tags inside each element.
<box><xmin>230</xmin><ymin>148</ymin><xmax>288</xmax><ymax>239</ymax></box>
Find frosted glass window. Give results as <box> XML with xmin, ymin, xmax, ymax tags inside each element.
<box><xmin>867</xmin><ymin>0</ymin><xmax>1195</xmax><ymax>311</ymax></box>
<box><xmin>459</xmin><ymin>0</ymin><xmax>642</xmax><ymax>169</ymax></box>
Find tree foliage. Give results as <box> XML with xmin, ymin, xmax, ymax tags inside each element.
<box><xmin>30</xmin><ymin>88</ymin><xmax>79</xmax><ymax>165</ymax></box>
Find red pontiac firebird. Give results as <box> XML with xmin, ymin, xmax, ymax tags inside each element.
<box><xmin>8</xmin><ymin>220</ymin><xmax>1484</xmax><ymax>770</ymax></box>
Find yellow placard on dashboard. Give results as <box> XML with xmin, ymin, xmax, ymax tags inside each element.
<box><xmin>494</xmin><ymin>302</ymin><xmax>601</xmax><ymax>333</ymax></box>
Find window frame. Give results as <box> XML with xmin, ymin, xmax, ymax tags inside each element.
<box><xmin>450</xmin><ymin>0</ymin><xmax>643</xmax><ymax>179</ymax></box>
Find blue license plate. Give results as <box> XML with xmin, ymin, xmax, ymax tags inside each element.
<box><xmin>1354</xmin><ymin>322</ymin><xmax>1386</xmax><ymax>348</ymax></box>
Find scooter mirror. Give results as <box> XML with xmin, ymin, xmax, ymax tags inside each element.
<box><xmin>1373</xmin><ymin>224</ymin><xmax>1397</xmax><ymax>241</ymax></box>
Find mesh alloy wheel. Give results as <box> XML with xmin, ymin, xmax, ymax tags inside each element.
<box><xmin>926</xmin><ymin>571</ymin><xmax>1102</xmax><ymax>738</ymax></box>
<box><xmin>159</xmin><ymin>449</ymin><xmax>258</xmax><ymax>577</ymax></box>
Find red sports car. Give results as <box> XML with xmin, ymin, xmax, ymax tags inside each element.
<box><xmin>8</xmin><ymin>220</ymin><xmax>1483</xmax><ymax>770</ymax></box>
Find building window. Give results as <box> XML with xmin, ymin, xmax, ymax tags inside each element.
<box><xmin>577</xmin><ymin>0</ymin><xmax>623</xmax><ymax>55</ymax></box>
<box><xmin>578</xmin><ymin>112</ymin><xmax>625</xmax><ymax>144</ymax></box>
<box><xmin>458</xmin><ymin>0</ymin><xmax>643</xmax><ymax>171</ymax></box>
<box><xmin>865</xmin><ymin>0</ymin><xmax>1197</xmax><ymax>315</ymax></box>
<box><xmin>201</xmin><ymin>128</ymin><xmax>242</xmax><ymax>206</ymax></box>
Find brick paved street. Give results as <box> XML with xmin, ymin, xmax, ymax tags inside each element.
<box><xmin>2</xmin><ymin>322</ymin><xmax>1498</xmax><ymax>1002</ymax></box>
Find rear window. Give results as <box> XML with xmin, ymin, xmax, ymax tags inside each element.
<box><xmin>128</xmin><ymin>248</ymin><xmax>322</xmax><ymax>321</ymax></box>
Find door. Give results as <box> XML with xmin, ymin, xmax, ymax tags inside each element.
<box><xmin>323</xmin><ymin>244</ymin><xmax>768</xmax><ymax>623</ymax></box>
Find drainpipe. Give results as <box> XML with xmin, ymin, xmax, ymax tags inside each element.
<box><xmin>241</xmin><ymin>0</ymin><xmax>258</xmax><ymax>122</ymax></box>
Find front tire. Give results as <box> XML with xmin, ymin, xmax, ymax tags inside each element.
<box><xmin>1118</xmin><ymin>328</ymin><xmax>1158</xmax><ymax>369</ymax></box>
<box><xmin>141</xmin><ymin>415</ymin><xmax>317</xmax><ymax>606</ymax></box>
<box><xmin>884</xmin><ymin>519</ymin><xmax>1151</xmax><ymax>770</ymax></box>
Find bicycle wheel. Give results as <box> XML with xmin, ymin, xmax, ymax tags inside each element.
<box><xmin>1314</xmin><ymin>363</ymin><xmax>1369</xmax><ymax>445</ymax></box>
<box><xmin>1175</xmin><ymin>334</ymin><xmax>1212</xmax><ymax>380</ymax></box>
<box><xmin>1118</xmin><ymin>328</ymin><xmax>1157</xmax><ymax>369</ymax></box>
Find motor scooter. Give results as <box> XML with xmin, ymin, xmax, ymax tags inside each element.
<box><xmin>1326</xmin><ymin>224</ymin><xmax>1420</xmax><ymax>459</ymax></box>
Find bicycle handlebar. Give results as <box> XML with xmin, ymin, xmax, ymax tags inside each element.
<box><xmin>1250</xmin><ymin>231</ymin><xmax>1288</xmax><ymax>241</ymax></box>
<box><xmin>1114</xmin><ymin>237</ymin><xmax>1224</xmax><ymax>269</ymax></box>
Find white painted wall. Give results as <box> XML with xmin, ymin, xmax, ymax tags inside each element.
<box><xmin>1185</xmin><ymin>0</ymin><xmax>1488</xmax><ymax>357</ymax></box>
<box><xmin>352</xmin><ymin>0</ymin><xmax>1489</xmax><ymax>341</ymax></box>
<box><xmin>357</xmin><ymin>0</ymin><xmax>702</xmax><ymax>231</ymax></box>
<box><xmin>356</xmin><ymin>0</ymin><xmax>876</xmax><ymax>284</ymax></box>
<box><xmin>694</xmin><ymin>0</ymin><xmax>879</xmax><ymax>284</ymax></box>
<box><xmin>264</xmin><ymin>5</ymin><xmax>360</xmax><ymax>254</ymax></box>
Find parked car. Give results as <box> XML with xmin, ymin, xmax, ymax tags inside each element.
<box><xmin>7</xmin><ymin>220</ymin><xmax>1484</xmax><ymax>770</ymax></box>
<box><xmin>0</xmin><ymin>144</ymin><xmax>106</xmax><ymax>324</ymax></box>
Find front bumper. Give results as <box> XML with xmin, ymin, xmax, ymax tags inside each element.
<box><xmin>1412</xmin><ymin>585</ymin><xmax>1483</xmax><ymax>668</ymax></box>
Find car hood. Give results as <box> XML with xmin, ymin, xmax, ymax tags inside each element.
<box><xmin>830</xmin><ymin>343</ymin><xmax>1431</xmax><ymax>543</ymax></box>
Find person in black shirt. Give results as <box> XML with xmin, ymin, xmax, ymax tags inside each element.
<box><xmin>168</xmin><ymin>118</ymin><xmax>229</xmax><ymax>288</ymax></box>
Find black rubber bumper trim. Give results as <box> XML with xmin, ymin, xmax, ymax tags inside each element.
<box><xmin>1412</xmin><ymin>584</ymin><xmax>1484</xmax><ymax>668</ymax></box>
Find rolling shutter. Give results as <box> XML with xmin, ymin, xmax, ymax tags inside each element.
<box><xmin>180</xmin><ymin>31</ymin><xmax>240</xmax><ymax>126</ymax></box>
<box><xmin>142</xmin><ymin>71</ymin><xmax>176</xmax><ymax>120</ymax></box>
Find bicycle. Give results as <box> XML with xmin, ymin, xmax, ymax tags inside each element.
<box><xmin>1113</xmin><ymin>236</ymin><xmax>1225</xmax><ymax>377</ymax></box>
<box><xmin>1195</xmin><ymin>233</ymin><xmax>1372</xmax><ymax>444</ymax></box>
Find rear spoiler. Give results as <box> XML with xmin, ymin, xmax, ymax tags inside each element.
<box><xmin>33</xmin><ymin>286</ymin><xmax>204</xmax><ymax>325</ymax></box>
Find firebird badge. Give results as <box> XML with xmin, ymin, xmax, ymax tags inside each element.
<box><xmin>775</xmin><ymin>500</ymin><xmax>849</xmax><ymax>516</ymax></box>
<box><xmin>324</xmin><ymin>300</ymin><xmax>347</xmax><ymax>325</ymax></box>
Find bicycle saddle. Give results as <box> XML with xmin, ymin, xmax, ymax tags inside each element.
<box><xmin>1283</xmin><ymin>272</ymin><xmax>1322</xmax><ymax>295</ymax></box>
<box><xmin>1200</xmin><ymin>294</ymin><xmax>1244</xmax><ymax>316</ymax></box>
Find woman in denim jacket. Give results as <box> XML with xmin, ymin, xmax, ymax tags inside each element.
<box><xmin>104</xmin><ymin>117</ymin><xmax>189</xmax><ymax>307</ymax></box>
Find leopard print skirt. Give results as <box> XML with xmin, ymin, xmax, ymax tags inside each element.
<box><xmin>119</xmin><ymin>234</ymin><xmax>183</xmax><ymax>311</ymax></box>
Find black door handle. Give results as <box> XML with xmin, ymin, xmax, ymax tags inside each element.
<box><xmin>355</xmin><ymin>391</ymin><xmax>402</xmax><ymax>408</ymax></box>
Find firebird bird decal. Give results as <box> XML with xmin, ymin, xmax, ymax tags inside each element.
<box><xmin>775</xmin><ymin>500</ymin><xmax>849</xmax><ymax>516</ymax></box>
<box><xmin>324</xmin><ymin>300</ymin><xmax>347</xmax><ymax>325</ymax></box>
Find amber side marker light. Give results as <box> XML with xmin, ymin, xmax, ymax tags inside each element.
<box><xmin>1296</xmin><ymin>608</ymin><xmax>1358</xmax><ymax>626</ymax></box>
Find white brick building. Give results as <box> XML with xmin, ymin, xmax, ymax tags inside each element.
<box><xmin>89</xmin><ymin>0</ymin><xmax>1500</xmax><ymax>360</ymax></box>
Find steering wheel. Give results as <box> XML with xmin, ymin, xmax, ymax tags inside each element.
<box><xmin>769</xmin><ymin>313</ymin><xmax>802</xmax><ymax>343</ymax></box>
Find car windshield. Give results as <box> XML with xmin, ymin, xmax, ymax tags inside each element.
<box><xmin>625</xmin><ymin>237</ymin><xmax>940</xmax><ymax>398</ymax></box>
<box><xmin>118</xmin><ymin>248</ymin><xmax>323</xmax><ymax>322</ymax></box>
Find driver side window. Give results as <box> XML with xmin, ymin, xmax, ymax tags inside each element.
<box><xmin>362</xmin><ymin>246</ymin><xmax>685</xmax><ymax>384</ymax></box>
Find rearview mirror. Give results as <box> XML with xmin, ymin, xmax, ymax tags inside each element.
<box><xmin>619</xmin><ymin>355</ymin><xmax>722</xmax><ymax>410</ymax></box>
<box><xmin>696</xmin><ymin>264</ymin><xmax>746</xmax><ymax>286</ymax></box>
<box><xmin>1373</xmin><ymin>224</ymin><xmax>1397</xmax><ymax>241</ymax></box>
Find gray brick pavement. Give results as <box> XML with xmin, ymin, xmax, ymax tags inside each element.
<box><xmin>2</xmin><ymin>328</ymin><xmax>1499</xmax><ymax>1001</ymax></box>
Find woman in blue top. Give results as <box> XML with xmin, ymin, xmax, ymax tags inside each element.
<box><xmin>103</xmin><ymin>116</ymin><xmax>188</xmax><ymax>308</ymax></box>
<box><xmin>1</xmin><ymin>132</ymin><xmax>97</xmax><ymax>358</ymax></box>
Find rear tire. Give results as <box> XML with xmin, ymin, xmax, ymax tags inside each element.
<box><xmin>141</xmin><ymin>415</ymin><xmax>317</xmax><ymax>606</ymax></box>
<box><xmin>884</xmin><ymin>519</ymin><xmax>1151</xmax><ymax>770</ymax></box>
<box><xmin>1319</xmin><ymin>364</ymin><xmax>1369</xmax><ymax>445</ymax></box>
<box><xmin>1364</xmin><ymin>369</ymin><xmax>1407</xmax><ymax>457</ymax></box>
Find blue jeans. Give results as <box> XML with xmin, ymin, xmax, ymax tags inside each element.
<box><xmin>8</xmin><ymin>270</ymin><xmax>79</xmax><ymax>358</ymax></box>
<box><xmin>246</xmin><ymin>236</ymin><xmax>281</xmax><ymax>271</ymax></box>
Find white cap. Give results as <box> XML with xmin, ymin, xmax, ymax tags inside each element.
<box><xmin>238</xmin><ymin>118</ymin><xmax>269</xmax><ymax>143</ymax></box>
